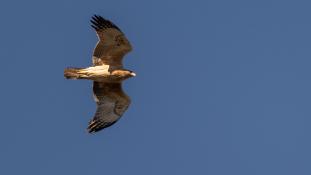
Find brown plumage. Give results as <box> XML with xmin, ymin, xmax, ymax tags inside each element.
<box><xmin>64</xmin><ymin>15</ymin><xmax>135</xmax><ymax>133</ymax></box>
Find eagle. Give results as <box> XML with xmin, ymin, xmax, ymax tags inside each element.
<box><xmin>64</xmin><ymin>15</ymin><xmax>136</xmax><ymax>133</ymax></box>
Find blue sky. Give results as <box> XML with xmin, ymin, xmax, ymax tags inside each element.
<box><xmin>0</xmin><ymin>0</ymin><xmax>310</xmax><ymax>174</ymax></box>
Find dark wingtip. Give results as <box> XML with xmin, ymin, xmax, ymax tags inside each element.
<box><xmin>87</xmin><ymin>122</ymin><xmax>102</xmax><ymax>133</ymax></box>
<box><xmin>87</xmin><ymin>120</ymin><xmax>100</xmax><ymax>133</ymax></box>
<box><xmin>87</xmin><ymin>120</ymin><xmax>118</xmax><ymax>133</ymax></box>
<box><xmin>90</xmin><ymin>14</ymin><xmax>121</xmax><ymax>32</ymax></box>
<box><xmin>87</xmin><ymin>128</ymin><xmax>98</xmax><ymax>133</ymax></box>
<box><xmin>87</xmin><ymin>128</ymin><xmax>103</xmax><ymax>133</ymax></box>
<box><xmin>87</xmin><ymin>125</ymin><xmax>104</xmax><ymax>133</ymax></box>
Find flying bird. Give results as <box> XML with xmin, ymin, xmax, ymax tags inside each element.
<box><xmin>64</xmin><ymin>15</ymin><xmax>135</xmax><ymax>133</ymax></box>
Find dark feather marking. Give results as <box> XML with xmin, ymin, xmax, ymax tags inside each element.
<box><xmin>90</xmin><ymin>15</ymin><xmax>121</xmax><ymax>32</ymax></box>
<box><xmin>87</xmin><ymin>120</ymin><xmax>118</xmax><ymax>133</ymax></box>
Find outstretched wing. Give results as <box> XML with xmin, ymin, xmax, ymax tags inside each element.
<box><xmin>88</xmin><ymin>82</ymin><xmax>131</xmax><ymax>133</ymax></box>
<box><xmin>91</xmin><ymin>15</ymin><xmax>132</xmax><ymax>67</ymax></box>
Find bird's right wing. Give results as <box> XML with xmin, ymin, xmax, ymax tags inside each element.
<box><xmin>88</xmin><ymin>82</ymin><xmax>131</xmax><ymax>133</ymax></box>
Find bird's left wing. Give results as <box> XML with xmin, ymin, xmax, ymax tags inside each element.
<box><xmin>91</xmin><ymin>15</ymin><xmax>132</xmax><ymax>67</ymax></box>
<box><xmin>88</xmin><ymin>82</ymin><xmax>131</xmax><ymax>133</ymax></box>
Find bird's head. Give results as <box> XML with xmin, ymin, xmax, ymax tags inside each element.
<box><xmin>111</xmin><ymin>69</ymin><xmax>136</xmax><ymax>80</ymax></box>
<box><xmin>127</xmin><ymin>70</ymin><xmax>136</xmax><ymax>77</ymax></box>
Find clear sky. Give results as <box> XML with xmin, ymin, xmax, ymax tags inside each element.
<box><xmin>0</xmin><ymin>0</ymin><xmax>310</xmax><ymax>174</ymax></box>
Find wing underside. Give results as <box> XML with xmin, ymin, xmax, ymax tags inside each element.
<box><xmin>91</xmin><ymin>15</ymin><xmax>132</xmax><ymax>66</ymax></box>
<box><xmin>88</xmin><ymin>82</ymin><xmax>131</xmax><ymax>133</ymax></box>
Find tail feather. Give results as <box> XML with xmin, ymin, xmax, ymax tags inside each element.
<box><xmin>64</xmin><ymin>68</ymin><xmax>84</xmax><ymax>79</ymax></box>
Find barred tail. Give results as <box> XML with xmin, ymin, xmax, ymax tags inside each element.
<box><xmin>64</xmin><ymin>67</ymin><xmax>85</xmax><ymax>79</ymax></box>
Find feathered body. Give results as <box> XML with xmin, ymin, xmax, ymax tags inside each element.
<box><xmin>64</xmin><ymin>66</ymin><xmax>135</xmax><ymax>82</ymax></box>
<box><xmin>64</xmin><ymin>15</ymin><xmax>135</xmax><ymax>133</ymax></box>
